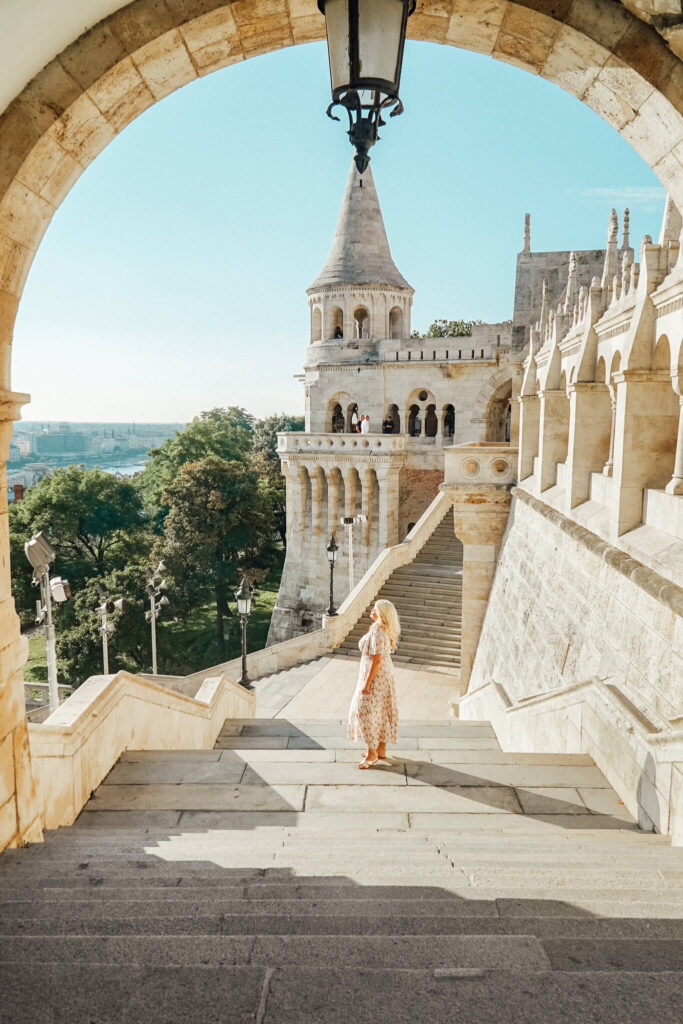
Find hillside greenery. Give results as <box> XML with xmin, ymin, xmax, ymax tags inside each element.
<box><xmin>11</xmin><ymin>408</ymin><xmax>303</xmax><ymax>686</ymax></box>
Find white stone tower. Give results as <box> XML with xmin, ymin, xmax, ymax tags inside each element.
<box><xmin>307</xmin><ymin>162</ymin><xmax>413</xmax><ymax>352</ymax></box>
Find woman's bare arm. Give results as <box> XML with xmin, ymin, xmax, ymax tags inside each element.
<box><xmin>362</xmin><ymin>653</ymin><xmax>382</xmax><ymax>694</ymax></box>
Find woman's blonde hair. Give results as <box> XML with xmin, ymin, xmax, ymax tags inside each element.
<box><xmin>373</xmin><ymin>599</ymin><xmax>400</xmax><ymax>651</ymax></box>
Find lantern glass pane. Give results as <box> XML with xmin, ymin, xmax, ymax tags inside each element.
<box><xmin>324</xmin><ymin>0</ymin><xmax>350</xmax><ymax>92</ymax></box>
<box><xmin>237</xmin><ymin>597</ymin><xmax>250</xmax><ymax>615</ymax></box>
<box><xmin>358</xmin><ymin>0</ymin><xmax>404</xmax><ymax>89</ymax></box>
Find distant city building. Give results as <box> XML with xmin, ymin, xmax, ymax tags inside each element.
<box><xmin>35</xmin><ymin>431</ymin><xmax>87</xmax><ymax>455</ymax></box>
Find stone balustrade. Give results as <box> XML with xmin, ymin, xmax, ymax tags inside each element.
<box><xmin>277</xmin><ymin>432</ymin><xmax>407</xmax><ymax>455</ymax></box>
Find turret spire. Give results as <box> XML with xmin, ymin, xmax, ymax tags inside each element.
<box><xmin>309</xmin><ymin>161</ymin><xmax>411</xmax><ymax>292</ymax></box>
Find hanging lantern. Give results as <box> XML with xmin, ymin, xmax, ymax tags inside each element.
<box><xmin>319</xmin><ymin>0</ymin><xmax>415</xmax><ymax>173</ymax></box>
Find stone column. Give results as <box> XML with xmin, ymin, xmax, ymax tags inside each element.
<box><xmin>602</xmin><ymin>386</ymin><xmax>617</xmax><ymax>476</ymax></box>
<box><xmin>509</xmin><ymin>364</ymin><xmax>523</xmax><ymax>445</ymax></box>
<box><xmin>419</xmin><ymin>406</ymin><xmax>426</xmax><ymax>437</ymax></box>
<box><xmin>326</xmin><ymin>466</ymin><xmax>341</xmax><ymax>540</ymax></box>
<box><xmin>309</xmin><ymin>465</ymin><xmax>325</xmax><ymax>543</ymax></box>
<box><xmin>565</xmin><ymin>383</ymin><xmax>613</xmax><ymax>509</ymax></box>
<box><xmin>361</xmin><ymin>467</ymin><xmax>374</xmax><ymax>570</ymax></box>
<box><xmin>518</xmin><ymin>393</ymin><xmax>540</xmax><ymax>482</ymax></box>
<box><xmin>290</xmin><ymin>463</ymin><xmax>310</xmax><ymax>557</ymax></box>
<box><xmin>0</xmin><ymin>390</ymin><xmax>43</xmax><ymax>851</ymax></box>
<box><xmin>343</xmin><ymin>466</ymin><xmax>358</xmax><ymax>518</ymax></box>
<box><xmin>538</xmin><ymin>389</ymin><xmax>570</xmax><ymax>491</ymax></box>
<box><xmin>445</xmin><ymin>483</ymin><xmax>512</xmax><ymax>697</ymax></box>
<box><xmin>665</xmin><ymin>387</ymin><xmax>683</xmax><ymax>495</ymax></box>
<box><xmin>377</xmin><ymin>466</ymin><xmax>401</xmax><ymax>549</ymax></box>
<box><xmin>611</xmin><ymin>370</ymin><xmax>680</xmax><ymax>537</ymax></box>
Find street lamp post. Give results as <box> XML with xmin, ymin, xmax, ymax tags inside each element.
<box><xmin>25</xmin><ymin>532</ymin><xmax>71</xmax><ymax>715</ymax></box>
<box><xmin>340</xmin><ymin>514</ymin><xmax>367</xmax><ymax>593</ymax></box>
<box><xmin>318</xmin><ymin>0</ymin><xmax>416</xmax><ymax>172</ymax></box>
<box><xmin>326</xmin><ymin>535</ymin><xmax>339</xmax><ymax>616</ymax></box>
<box><xmin>145</xmin><ymin>563</ymin><xmax>169</xmax><ymax>676</ymax></box>
<box><xmin>96</xmin><ymin>584</ymin><xmax>124</xmax><ymax>675</ymax></box>
<box><xmin>234</xmin><ymin>577</ymin><xmax>253</xmax><ymax>690</ymax></box>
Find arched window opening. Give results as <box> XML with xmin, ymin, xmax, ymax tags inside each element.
<box><xmin>425</xmin><ymin>404</ymin><xmax>438</xmax><ymax>437</ymax></box>
<box><xmin>354</xmin><ymin>306</ymin><xmax>369</xmax><ymax>340</ymax></box>
<box><xmin>311</xmin><ymin>306</ymin><xmax>322</xmax><ymax>342</ymax></box>
<box><xmin>331</xmin><ymin>403</ymin><xmax>344</xmax><ymax>433</ymax></box>
<box><xmin>329</xmin><ymin>306</ymin><xmax>344</xmax><ymax>340</ymax></box>
<box><xmin>347</xmin><ymin>403</ymin><xmax>359</xmax><ymax>433</ymax></box>
<box><xmin>649</xmin><ymin>336</ymin><xmax>679</xmax><ymax>487</ymax></box>
<box><xmin>555</xmin><ymin>371</ymin><xmax>571</xmax><ymax>467</ymax></box>
<box><xmin>486</xmin><ymin>380</ymin><xmax>512</xmax><ymax>442</ymax></box>
<box><xmin>408</xmin><ymin>404</ymin><xmax>421</xmax><ymax>437</ymax></box>
<box><xmin>384</xmin><ymin>403</ymin><xmax>400</xmax><ymax>433</ymax></box>
<box><xmin>442</xmin><ymin>404</ymin><xmax>455</xmax><ymax>442</ymax></box>
<box><xmin>389</xmin><ymin>306</ymin><xmax>403</xmax><ymax>339</ymax></box>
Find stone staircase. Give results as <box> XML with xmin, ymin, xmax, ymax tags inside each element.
<box><xmin>336</xmin><ymin>513</ymin><xmax>463</xmax><ymax>667</ymax></box>
<box><xmin>1</xmin><ymin>717</ymin><xmax>681</xmax><ymax>1022</ymax></box>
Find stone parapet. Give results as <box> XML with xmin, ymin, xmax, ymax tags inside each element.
<box><xmin>277</xmin><ymin>432</ymin><xmax>407</xmax><ymax>456</ymax></box>
<box><xmin>29</xmin><ymin>669</ymin><xmax>255</xmax><ymax>830</ymax></box>
<box><xmin>444</xmin><ymin>442</ymin><xmax>518</xmax><ymax>487</ymax></box>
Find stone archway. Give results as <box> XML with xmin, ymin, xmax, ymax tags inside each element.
<box><xmin>3</xmin><ymin>0</ymin><xmax>683</xmax><ymax>848</ymax></box>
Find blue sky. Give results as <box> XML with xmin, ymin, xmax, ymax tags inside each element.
<box><xmin>14</xmin><ymin>40</ymin><xmax>665</xmax><ymax>423</ymax></box>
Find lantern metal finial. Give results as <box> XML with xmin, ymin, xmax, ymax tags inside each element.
<box><xmin>319</xmin><ymin>0</ymin><xmax>415</xmax><ymax>172</ymax></box>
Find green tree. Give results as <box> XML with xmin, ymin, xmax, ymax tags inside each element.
<box><xmin>55</xmin><ymin>564</ymin><xmax>158</xmax><ymax>684</ymax></box>
<box><xmin>10</xmin><ymin>466</ymin><xmax>150</xmax><ymax>624</ymax></box>
<box><xmin>425</xmin><ymin>319</ymin><xmax>483</xmax><ymax>338</ymax></box>
<box><xmin>160</xmin><ymin>456</ymin><xmax>277</xmax><ymax>653</ymax></box>
<box><xmin>138</xmin><ymin>407</ymin><xmax>255</xmax><ymax>522</ymax></box>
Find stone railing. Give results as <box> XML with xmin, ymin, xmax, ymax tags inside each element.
<box><xmin>277</xmin><ymin>432</ymin><xmax>407</xmax><ymax>454</ymax></box>
<box><xmin>28</xmin><ymin>669</ymin><xmax>255</xmax><ymax>830</ymax></box>
<box><xmin>444</xmin><ymin>442</ymin><xmax>518</xmax><ymax>487</ymax></box>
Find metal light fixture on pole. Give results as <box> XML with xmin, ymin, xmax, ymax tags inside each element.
<box><xmin>25</xmin><ymin>532</ymin><xmax>71</xmax><ymax>715</ymax></box>
<box><xmin>340</xmin><ymin>514</ymin><xmax>367</xmax><ymax>593</ymax></box>
<box><xmin>319</xmin><ymin>0</ymin><xmax>416</xmax><ymax>172</ymax></box>
<box><xmin>234</xmin><ymin>577</ymin><xmax>254</xmax><ymax>690</ymax></box>
<box><xmin>96</xmin><ymin>584</ymin><xmax>124</xmax><ymax>675</ymax></box>
<box><xmin>145</xmin><ymin>562</ymin><xmax>169</xmax><ymax>676</ymax></box>
<box><xmin>326</xmin><ymin>535</ymin><xmax>339</xmax><ymax>616</ymax></box>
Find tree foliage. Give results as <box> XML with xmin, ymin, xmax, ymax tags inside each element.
<box><xmin>11</xmin><ymin>406</ymin><xmax>301</xmax><ymax>686</ymax></box>
<box><xmin>138</xmin><ymin>407</ymin><xmax>255</xmax><ymax>522</ymax></box>
<box><xmin>160</xmin><ymin>456</ymin><xmax>277</xmax><ymax>653</ymax></box>
<box><xmin>10</xmin><ymin>466</ymin><xmax>150</xmax><ymax>625</ymax></box>
<box><xmin>411</xmin><ymin>319</ymin><xmax>484</xmax><ymax>338</ymax></box>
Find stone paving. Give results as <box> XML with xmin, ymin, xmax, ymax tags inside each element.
<box><xmin>0</xmin><ymin>699</ymin><xmax>681</xmax><ymax>1021</ymax></box>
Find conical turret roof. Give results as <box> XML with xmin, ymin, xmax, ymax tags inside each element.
<box><xmin>309</xmin><ymin>162</ymin><xmax>412</xmax><ymax>292</ymax></box>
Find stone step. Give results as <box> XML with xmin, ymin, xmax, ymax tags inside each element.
<box><xmin>4</xmin><ymin>914</ymin><xmax>682</xmax><ymax>939</ymax></box>
<box><xmin>0</xmin><ymin>933</ymin><xmax>555</xmax><ymax>969</ymax></box>
<box><xmin>1</xmin><ymin>964</ymin><xmax>681</xmax><ymax>1024</ymax></box>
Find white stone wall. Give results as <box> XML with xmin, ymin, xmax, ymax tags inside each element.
<box><xmin>463</xmin><ymin>489</ymin><xmax>682</xmax><ymax>834</ymax></box>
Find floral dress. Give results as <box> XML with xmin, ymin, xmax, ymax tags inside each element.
<box><xmin>347</xmin><ymin>622</ymin><xmax>398</xmax><ymax>748</ymax></box>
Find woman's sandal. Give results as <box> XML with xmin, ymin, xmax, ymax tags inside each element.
<box><xmin>358</xmin><ymin>756</ymin><xmax>379</xmax><ymax>770</ymax></box>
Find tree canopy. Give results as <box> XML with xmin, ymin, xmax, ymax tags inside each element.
<box><xmin>160</xmin><ymin>455</ymin><xmax>277</xmax><ymax>653</ymax></box>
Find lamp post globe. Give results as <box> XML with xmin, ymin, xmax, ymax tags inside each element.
<box><xmin>319</xmin><ymin>0</ymin><xmax>415</xmax><ymax>172</ymax></box>
<box><xmin>235</xmin><ymin>577</ymin><xmax>254</xmax><ymax>690</ymax></box>
<box><xmin>326</xmin><ymin>534</ymin><xmax>339</xmax><ymax>616</ymax></box>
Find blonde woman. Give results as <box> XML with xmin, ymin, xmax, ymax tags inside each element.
<box><xmin>347</xmin><ymin>599</ymin><xmax>400</xmax><ymax>769</ymax></box>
